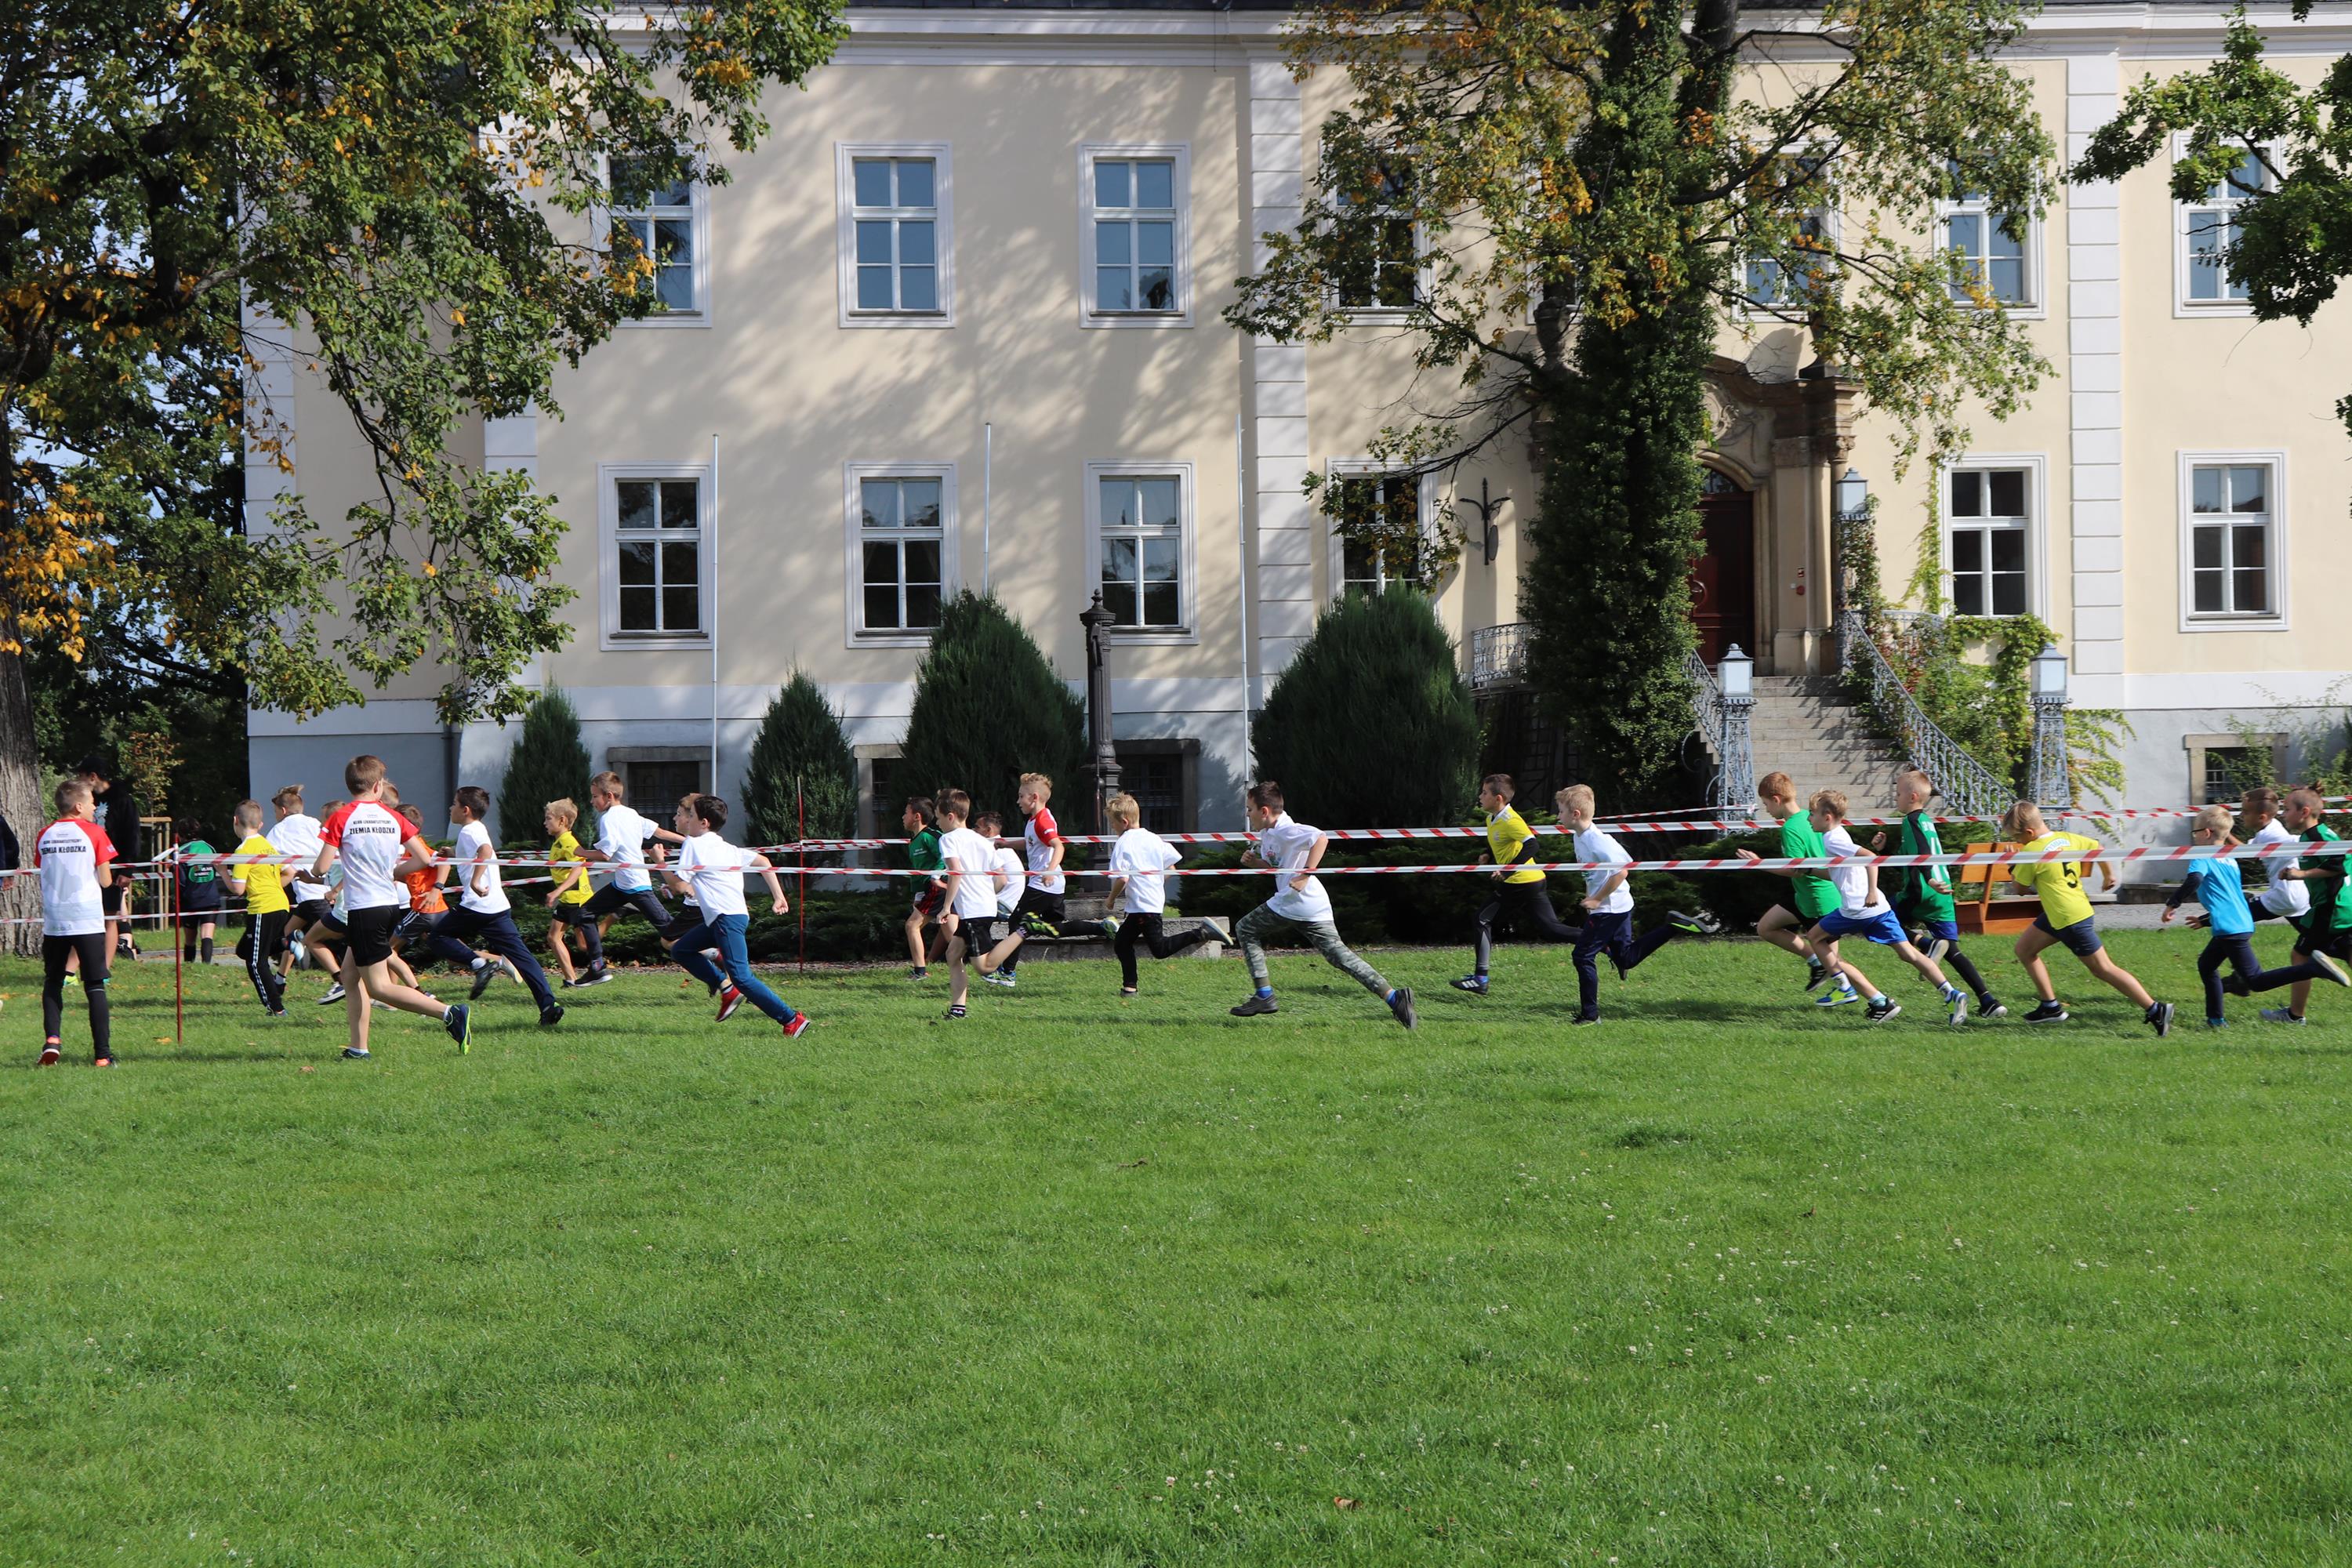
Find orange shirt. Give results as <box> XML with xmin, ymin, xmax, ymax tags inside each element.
<box><xmin>405</xmin><ymin>865</ymin><xmax>447</xmax><ymax>915</ymax></box>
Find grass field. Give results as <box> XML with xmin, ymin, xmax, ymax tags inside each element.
<box><xmin>2</xmin><ymin>930</ymin><xmax>2349</xmax><ymax>1566</ymax></box>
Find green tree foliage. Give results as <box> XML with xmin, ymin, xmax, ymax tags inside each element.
<box><xmin>496</xmin><ymin>688</ymin><xmax>593</xmax><ymax>843</ymax></box>
<box><xmin>1254</xmin><ymin>588</ymin><xmax>1479</xmax><ymax>828</ymax></box>
<box><xmin>1229</xmin><ymin>0</ymin><xmax>2055</xmax><ymax>799</ymax></box>
<box><xmin>742</xmin><ymin>672</ymin><xmax>858</xmax><ymax>848</ymax></box>
<box><xmin>897</xmin><ymin>593</ymin><xmax>1085</xmax><ymax>826</ymax></box>
<box><xmin>0</xmin><ymin>0</ymin><xmax>842</xmax><ymax>948</ymax></box>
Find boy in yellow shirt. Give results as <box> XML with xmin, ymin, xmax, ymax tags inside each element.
<box><xmin>223</xmin><ymin>798</ymin><xmax>293</xmax><ymax>1017</ymax></box>
<box><xmin>2002</xmin><ymin>802</ymin><xmax>2172</xmax><ymax>1035</ymax></box>
<box><xmin>1452</xmin><ymin>773</ymin><xmax>1586</xmax><ymax>993</ymax></box>
<box><xmin>541</xmin><ymin>797</ymin><xmax>594</xmax><ymax>986</ymax></box>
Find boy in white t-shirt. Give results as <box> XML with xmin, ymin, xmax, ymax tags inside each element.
<box><xmin>658</xmin><ymin>793</ymin><xmax>809</xmax><ymax>1036</ymax></box>
<box><xmin>1104</xmin><ymin>793</ymin><xmax>1230</xmax><ymax>996</ymax></box>
<box><xmin>1227</xmin><ymin>781</ymin><xmax>1414</xmax><ymax>1029</ymax></box>
<box><xmin>313</xmin><ymin>754</ymin><xmax>475</xmax><ymax>1060</ymax></box>
<box><xmin>417</xmin><ymin>786</ymin><xmax>564</xmax><ymax>1025</ymax></box>
<box><xmin>572</xmin><ymin>770</ymin><xmax>680</xmax><ymax>985</ymax></box>
<box><xmin>934</xmin><ymin>790</ymin><xmax>1007</xmax><ymax>1019</ymax></box>
<box><xmin>1800</xmin><ymin>789</ymin><xmax>1972</xmax><ymax>1027</ymax></box>
<box><xmin>1555</xmin><ymin>784</ymin><xmax>1713</xmax><ymax>1026</ymax></box>
<box><xmin>34</xmin><ymin>779</ymin><xmax>117</xmax><ymax>1066</ymax></box>
<box><xmin>2238</xmin><ymin>786</ymin><xmax>2310</xmax><ymax>930</ymax></box>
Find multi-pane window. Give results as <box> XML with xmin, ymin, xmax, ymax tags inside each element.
<box><xmin>610</xmin><ymin>158</ymin><xmax>700</xmax><ymax>314</ymax></box>
<box><xmin>2188</xmin><ymin>462</ymin><xmax>2276</xmax><ymax>618</ymax></box>
<box><xmin>851</xmin><ymin>156</ymin><xmax>939</xmax><ymax>314</ymax></box>
<box><xmin>1744</xmin><ymin>158</ymin><xmax>1833</xmax><ymax>308</ymax></box>
<box><xmin>1942</xmin><ymin>167</ymin><xmax>2031</xmax><ymax>306</ymax></box>
<box><xmin>1334</xmin><ymin>473</ymin><xmax>1424</xmax><ymax>595</ymax></box>
<box><xmin>858</xmin><ymin>476</ymin><xmax>945</xmax><ymax>634</ymax></box>
<box><xmin>1098</xmin><ymin>475</ymin><xmax>1184</xmax><ymax>629</ymax></box>
<box><xmin>1116</xmin><ymin>750</ymin><xmax>1186</xmax><ymax>834</ymax></box>
<box><xmin>1093</xmin><ymin>158</ymin><xmax>1178</xmax><ymax>312</ymax></box>
<box><xmin>2183</xmin><ymin>147</ymin><xmax>2269</xmax><ymax>306</ymax></box>
<box><xmin>1947</xmin><ymin>466</ymin><xmax>2029</xmax><ymax>617</ymax></box>
<box><xmin>614</xmin><ymin>477</ymin><xmax>702</xmax><ymax>636</ymax></box>
<box><xmin>1334</xmin><ymin>158</ymin><xmax>1419</xmax><ymax>310</ymax></box>
<box><xmin>2201</xmin><ymin>746</ymin><xmax>2258</xmax><ymax>805</ymax></box>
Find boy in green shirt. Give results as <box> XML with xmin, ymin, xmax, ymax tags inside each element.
<box><xmin>1868</xmin><ymin>768</ymin><xmax>2004</xmax><ymax>1018</ymax></box>
<box><xmin>1737</xmin><ymin>771</ymin><xmax>1838</xmax><ymax>993</ymax></box>
<box><xmin>902</xmin><ymin>796</ymin><xmax>946</xmax><ymax>980</ymax></box>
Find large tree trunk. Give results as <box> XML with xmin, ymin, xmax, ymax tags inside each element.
<box><xmin>0</xmin><ymin>642</ymin><xmax>45</xmax><ymax>956</ymax></box>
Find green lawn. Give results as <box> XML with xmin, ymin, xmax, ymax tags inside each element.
<box><xmin>2</xmin><ymin>931</ymin><xmax>2348</xmax><ymax>1566</ymax></box>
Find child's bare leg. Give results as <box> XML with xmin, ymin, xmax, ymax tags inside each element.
<box><xmin>978</xmin><ymin>929</ymin><xmax>1025</xmax><ymax>975</ymax></box>
<box><xmin>1758</xmin><ymin>906</ymin><xmax>1813</xmax><ymax>960</ymax></box>
<box><xmin>2082</xmin><ymin>950</ymin><xmax>2154</xmax><ymax>1010</ymax></box>
<box><xmin>904</xmin><ymin>909</ymin><xmax>927</xmax><ymax>968</ymax></box>
<box><xmin>947</xmin><ymin>928</ymin><xmax>970</xmax><ymax>1007</ymax></box>
<box><xmin>388</xmin><ymin>952</ymin><xmax>419</xmax><ymax>989</ymax></box>
<box><xmin>357</xmin><ymin>959</ymin><xmax>452</xmax><ymax>1021</ymax></box>
<box><xmin>1894</xmin><ymin>942</ymin><xmax>1954</xmax><ymax>990</ymax></box>
<box><xmin>927</xmin><ymin>922</ymin><xmax>949</xmax><ymax>964</ymax></box>
<box><xmin>346</xmin><ymin>964</ymin><xmax>373</xmax><ymax>1052</ymax></box>
<box><xmin>2291</xmin><ymin>977</ymin><xmax>2314</xmax><ymax>1013</ymax></box>
<box><xmin>550</xmin><ymin>927</ymin><xmax>578</xmax><ymax>984</ymax></box>
<box><xmin>2014</xmin><ymin>929</ymin><xmax>2060</xmax><ymax>1001</ymax></box>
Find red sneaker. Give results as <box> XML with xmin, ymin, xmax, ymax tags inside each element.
<box><xmin>782</xmin><ymin>1013</ymin><xmax>811</xmax><ymax>1038</ymax></box>
<box><xmin>38</xmin><ymin>1044</ymin><xmax>60</xmax><ymax>1066</ymax></box>
<box><xmin>715</xmin><ymin>985</ymin><xmax>745</xmax><ymax>1023</ymax></box>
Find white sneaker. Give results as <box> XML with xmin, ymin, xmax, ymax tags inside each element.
<box><xmin>318</xmin><ymin>982</ymin><xmax>346</xmax><ymax>1005</ymax></box>
<box><xmin>1945</xmin><ymin>986</ymin><xmax>1968</xmax><ymax>1028</ymax></box>
<box><xmin>500</xmin><ymin>956</ymin><xmax>523</xmax><ymax>983</ymax></box>
<box><xmin>983</xmin><ymin>971</ymin><xmax>1017</xmax><ymax>989</ymax></box>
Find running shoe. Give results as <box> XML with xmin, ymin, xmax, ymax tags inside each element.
<box><xmin>2146</xmin><ymin>1001</ymin><xmax>2176</xmax><ymax>1038</ymax></box>
<box><xmin>1666</xmin><ymin>909</ymin><xmax>1722</xmax><ymax>935</ymax></box>
<box><xmin>62</xmin><ymin>973</ymin><xmax>79</xmax><ymax>990</ymax></box>
<box><xmin>2205</xmin><ymin>1017</ymin><xmax>2227</xmax><ymax>1029</ymax></box>
<box><xmin>1976</xmin><ymin>996</ymin><xmax>2009</xmax><ymax>1020</ymax></box>
<box><xmin>1814</xmin><ymin>982</ymin><xmax>1860</xmax><ymax>1008</ymax></box>
<box><xmin>908</xmin><ymin>966</ymin><xmax>928</xmax><ymax>982</ymax></box>
<box><xmin>717</xmin><ymin>985</ymin><xmax>746</xmax><ymax>1022</ymax></box>
<box><xmin>945</xmin><ymin>1003</ymin><xmax>967</xmax><ymax>1020</ymax></box>
<box><xmin>782</xmin><ymin>1014</ymin><xmax>811</xmax><ymax>1038</ymax></box>
<box><xmin>500</xmin><ymin>956</ymin><xmax>523</xmax><ymax>984</ymax></box>
<box><xmin>1229</xmin><ymin>994</ymin><xmax>1279</xmax><ymax>1017</ymax></box>
<box><xmin>1094</xmin><ymin>917</ymin><xmax>1121</xmax><ymax>938</ymax></box>
<box><xmin>2311</xmin><ymin>951</ymin><xmax>2351</xmax><ymax>988</ymax></box>
<box><xmin>445</xmin><ymin>1003</ymin><xmax>473</xmax><ymax>1054</ymax></box>
<box><xmin>341</xmin><ymin>1047</ymin><xmax>371</xmax><ymax>1061</ymax></box>
<box><xmin>37</xmin><ymin>1044</ymin><xmax>60</xmax><ymax>1066</ymax></box>
<box><xmin>318</xmin><ymin>983</ymin><xmax>346</xmax><ymax>1005</ymax></box>
<box><xmin>1196</xmin><ymin>916</ymin><xmax>1234</xmax><ymax>945</ymax></box>
<box><xmin>1569</xmin><ymin>1014</ymin><xmax>1600</xmax><ymax>1027</ymax></box>
<box><xmin>2024</xmin><ymin>1000</ymin><xmax>2069</xmax><ymax>1024</ymax></box>
<box><xmin>1389</xmin><ymin>986</ymin><xmax>1418</xmax><ymax>1031</ymax></box>
<box><xmin>1924</xmin><ymin>935</ymin><xmax>1953</xmax><ymax>963</ymax></box>
<box><xmin>539</xmin><ymin>1003</ymin><xmax>564</xmax><ymax>1029</ymax></box>
<box><xmin>286</xmin><ymin>935</ymin><xmax>307</xmax><ymax>968</ymax></box>
<box><xmin>93</xmin><ymin>1056</ymin><xmax>113</xmax><ymax>1067</ymax></box>
<box><xmin>561</xmin><ymin>976</ymin><xmax>596</xmax><ymax>989</ymax></box>
<box><xmin>266</xmin><ymin>1008</ymin><xmax>288</xmax><ymax>1020</ymax></box>
<box><xmin>468</xmin><ymin>963</ymin><xmax>498</xmax><ymax>1001</ymax></box>
<box><xmin>2259</xmin><ymin>1007</ymin><xmax>2304</xmax><ymax>1025</ymax></box>
<box><xmin>1450</xmin><ymin>974</ymin><xmax>1490</xmax><ymax>994</ymax></box>
<box><xmin>1021</xmin><ymin>911</ymin><xmax>1058</xmax><ymax>938</ymax></box>
<box><xmin>1945</xmin><ymin>986</ymin><xmax>1969</xmax><ymax>1028</ymax></box>
<box><xmin>580</xmin><ymin>967</ymin><xmax>615</xmax><ymax>987</ymax></box>
<box><xmin>984</xmin><ymin>971</ymin><xmax>1017</xmax><ymax>989</ymax></box>
<box><xmin>1803</xmin><ymin>957</ymin><xmax>1828</xmax><ymax>993</ymax></box>
<box><xmin>1865</xmin><ymin>999</ymin><xmax>1902</xmax><ymax>1024</ymax></box>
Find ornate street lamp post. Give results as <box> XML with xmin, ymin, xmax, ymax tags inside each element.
<box><xmin>1718</xmin><ymin>643</ymin><xmax>1757</xmax><ymax>810</ymax></box>
<box><xmin>2027</xmin><ymin>642</ymin><xmax>2071</xmax><ymax>809</ymax></box>
<box><xmin>1080</xmin><ymin>591</ymin><xmax>1122</xmax><ymax>835</ymax></box>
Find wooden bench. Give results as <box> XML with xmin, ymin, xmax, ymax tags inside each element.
<box><xmin>1954</xmin><ymin>840</ymin><xmax>2043</xmax><ymax>935</ymax></box>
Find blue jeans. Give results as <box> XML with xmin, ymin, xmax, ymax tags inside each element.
<box><xmin>426</xmin><ymin>906</ymin><xmax>557</xmax><ymax>1011</ymax></box>
<box><xmin>669</xmin><ymin>913</ymin><xmax>797</xmax><ymax>1025</ymax></box>
<box><xmin>1572</xmin><ymin>910</ymin><xmax>1679</xmax><ymax>1020</ymax></box>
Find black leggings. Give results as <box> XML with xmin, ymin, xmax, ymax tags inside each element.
<box><xmin>1114</xmin><ymin>912</ymin><xmax>1213</xmax><ymax>989</ymax></box>
<box><xmin>999</xmin><ymin>888</ymin><xmax>1067</xmax><ymax>977</ymax></box>
<box><xmin>2199</xmin><ymin>933</ymin><xmax>2262</xmax><ymax>1018</ymax></box>
<box><xmin>578</xmin><ymin>884</ymin><xmax>675</xmax><ymax>967</ymax></box>
<box><xmin>1473</xmin><ymin>881</ymin><xmax>1581</xmax><ymax>974</ymax></box>
<box><xmin>42</xmin><ymin>933</ymin><xmax>112</xmax><ymax>1059</ymax></box>
<box><xmin>244</xmin><ymin>911</ymin><xmax>288</xmax><ymax>1012</ymax></box>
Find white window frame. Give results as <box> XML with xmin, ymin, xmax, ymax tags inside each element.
<box><xmin>1936</xmin><ymin>174</ymin><xmax>2044</xmax><ymax>318</ymax></box>
<box><xmin>836</xmin><ymin>142</ymin><xmax>955</xmax><ymax>330</ymax></box>
<box><xmin>1083</xmin><ymin>459</ymin><xmax>1199</xmax><ymax>644</ymax></box>
<box><xmin>2172</xmin><ymin>132</ymin><xmax>2278</xmax><ymax>318</ymax></box>
<box><xmin>2178</xmin><ymin>449</ymin><xmax>2288</xmax><ymax>632</ymax></box>
<box><xmin>1323</xmin><ymin>458</ymin><xmax>1436</xmax><ymax>599</ymax></box>
<box><xmin>1326</xmin><ymin>150</ymin><xmax>1430</xmax><ymax>322</ymax></box>
<box><xmin>841</xmin><ymin>461</ymin><xmax>960</xmax><ymax>649</ymax></box>
<box><xmin>1738</xmin><ymin>153</ymin><xmax>1841</xmax><ymax>322</ymax></box>
<box><xmin>602</xmin><ymin>154</ymin><xmax>712</xmax><ymax>329</ymax></box>
<box><xmin>1078</xmin><ymin>143</ymin><xmax>1192</xmax><ymax>329</ymax></box>
<box><xmin>1938</xmin><ymin>453</ymin><xmax>2047</xmax><ymax>621</ymax></box>
<box><xmin>599</xmin><ymin>463</ymin><xmax>713</xmax><ymax>650</ymax></box>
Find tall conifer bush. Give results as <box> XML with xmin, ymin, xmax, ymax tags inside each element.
<box><xmin>496</xmin><ymin>686</ymin><xmax>593</xmax><ymax>840</ymax></box>
<box><xmin>1254</xmin><ymin>588</ymin><xmax>1479</xmax><ymax>827</ymax></box>
<box><xmin>742</xmin><ymin>672</ymin><xmax>857</xmax><ymax>847</ymax></box>
<box><xmin>897</xmin><ymin>592</ymin><xmax>1085</xmax><ymax>823</ymax></box>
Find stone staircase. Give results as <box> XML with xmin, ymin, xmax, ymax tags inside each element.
<box><xmin>1742</xmin><ymin>675</ymin><xmax>1908</xmax><ymax>815</ymax></box>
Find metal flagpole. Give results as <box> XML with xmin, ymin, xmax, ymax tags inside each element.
<box><xmin>710</xmin><ymin>432</ymin><xmax>721</xmax><ymax>795</ymax></box>
<box><xmin>982</xmin><ymin>421</ymin><xmax>993</xmax><ymax>595</ymax></box>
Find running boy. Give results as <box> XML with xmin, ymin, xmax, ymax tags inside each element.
<box><xmin>572</xmin><ymin>771</ymin><xmax>677</xmax><ymax>985</ymax></box>
<box><xmin>1869</xmin><ymin>768</ymin><xmax>2005</xmax><ymax>1018</ymax></box>
<box><xmin>541</xmin><ymin>798</ymin><xmax>594</xmax><ymax>984</ymax></box>
<box><xmin>2001</xmin><ymin>801</ymin><xmax>2173</xmax><ymax>1035</ymax></box>
<box><xmin>1555</xmin><ymin>784</ymin><xmax>1714</xmax><ymax>1026</ymax></box>
<box><xmin>1452</xmin><ymin>773</ymin><xmax>1582</xmax><ymax>995</ymax></box>
<box><xmin>34</xmin><ymin>779</ymin><xmax>116</xmax><ymax>1066</ymax></box>
<box><xmin>978</xmin><ymin>774</ymin><xmax>1074</xmax><ymax>989</ymax></box>
<box><xmin>1740</xmin><ymin>771</ymin><xmax>1838</xmax><ymax>992</ymax></box>
<box><xmin>419</xmin><ymin>786</ymin><xmax>564</xmax><ymax>1025</ymax></box>
<box><xmin>2161</xmin><ymin>805</ymin><xmax>2345</xmax><ymax>1025</ymax></box>
<box><xmin>1225</xmin><ymin>781</ymin><xmax>1416</xmax><ymax>1029</ymax></box>
<box><xmin>977</xmin><ymin>808</ymin><xmax>1025</xmax><ymax>941</ymax></box>
<box><xmin>2227</xmin><ymin>786</ymin><xmax>2352</xmax><ymax>1023</ymax></box>
<box><xmin>1105</xmin><ymin>793</ymin><xmax>1229</xmax><ymax>996</ymax></box>
<box><xmin>224</xmin><ymin>799</ymin><xmax>292</xmax><ymax>1017</ymax></box>
<box><xmin>267</xmin><ymin>785</ymin><xmax>329</xmax><ymax>980</ymax></box>
<box><xmin>902</xmin><ymin>797</ymin><xmax>945</xmax><ymax>980</ymax></box>
<box><xmin>659</xmin><ymin>793</ymin><xmax>810</xmax><ymax>1036</ymax></box>
<box><xmin>1799</xmin><ymin>789</ymin><xmax>1972</xmax><ymax>1026</ymax></box>
<box><xmin>313</xmin><ymin>756</ymin><xmax>476</xmax><ymax>1059</ymax></box>
<box><xmin>2239</xmin><ymin>786</ymin><xmax>2307</xmax><ymax>931</ymax></box>
<box><xmin>174</xmin><ymin>816</ymin><xmax>223</xmax><ymax>966</ymax></box>
<box><xmin>933</xmin><ymin>790</ymin><xmax>1003</xmax><ymax>1020</ymax></box>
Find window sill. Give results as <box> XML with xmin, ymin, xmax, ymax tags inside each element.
<box><xmin>2180</xmin><ymin>613</ymin><xmax>2288</xmax><ymax>633</ymax></box>
<box><xmin>2173</xmin><ymin>299</ymin><xmax>2256</xmax><ymax>319</ymax></box>
<box><xmin>1083</xmin><ymin>309</ymin><xmax>1193</xmax><ymax>330</ymax></box>
<box><xmin>1951</xmin><ymin>297</ymin><xmax>2047</xmax><ymax>321</ymax></box>
<box><xmin>850</xmin><ymin>630</ymin><xmax>938</xmax><ymax>649</ymax></box>
<box><xmin>1337</xmin><ymin>306</ymin><xmax>1420</xmax><ymax>325</ymax></box>
<box><xmin>840</xmin><ymin>310</ymin><xmax>955</xmax><ymax>331</ymax></box>
<box><xmin>618</xmin><ymin>310</ymin><xmax>713</xmax><ymax>331</ymax></box>
<box><xmin>1110</xmin><ymin>627</ymin><xmax>1198</xmax><ymax>646</ymax></box>
<box><xmin>600</xmin><ymin>631</ymin><xmax>713</xmax><ymax>652</ymax></box>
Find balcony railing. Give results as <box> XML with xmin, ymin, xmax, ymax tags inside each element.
<box><xmin>1469</xmin><ymin>621</ymin><xmax>1532</xmax><ymax>690</ymax></box>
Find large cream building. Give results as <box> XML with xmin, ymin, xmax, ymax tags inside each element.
<box><xmin>247</xmin><ymin>0</ymin><xmax>2352</xmax><ymax>837</ymax></box>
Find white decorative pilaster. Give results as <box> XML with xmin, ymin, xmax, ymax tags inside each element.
<box><xmin>1245</xmin><ymin>56</ymin><xmax>1311</xmax><ymax>688</ymax></box>
<box><xmin>2065</xmin><ymin>53</ymin><xmax>2126</xmax><ymax>705</ymax></box>
<box><xmin>484</xmin><ymin>406</ymin><xmax>539</xmax><ymax>482</ymax></box>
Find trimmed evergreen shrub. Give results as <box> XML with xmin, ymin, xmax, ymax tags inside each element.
<box><xmin>495</xmin><ymin>687</ymin><xmax>593</xmax><ymax>840</ymax></box>
<box><xmin>897</xmin><ymin>591</ymin><xmax>1086</xmax><ymax>826</ymax></box>
<box><xmin>742</xmin><ymin>672</ymin><xmax>857</xmax><ymax>848</ymax></box>
<box><xmin>1252</xmin><ymin>587</ymin><xmax>1480</xmax><ymax>829</ymax></box>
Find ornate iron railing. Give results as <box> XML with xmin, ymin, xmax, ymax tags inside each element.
<box><xmin>1836</xmin><ymin>608</ymin><xmax>2018</xmax><ymax>820</ymax></box>
<box><xmin>1469</xmin><ymin>621</ymin><xmax>1533</xmax><ymax>689</ymax></box>
<box><xmin>1682</xmin><ymin>648</ymin><xmax>1758</xmax><ymax>808</ymax></box>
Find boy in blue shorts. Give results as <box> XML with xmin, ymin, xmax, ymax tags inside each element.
<box><xmin>2002</xmin><ymin>801</ymin><xmax>2172</xmax><ymax>1035</ymax></box>
<box><xmin>1800</xmin><ymin>789</ymin><xmax>1973</xmax><ymax>1026</ymax></box>
<box><xmin>1870</xmin><ymin>768</ymin><xmax>2005</xmax><ymax>1018</ymax></box>
<box><xmin>1555</xmin><ymin>784</ymin><xmax>1713</xmax><ymax>1026</ymax></box>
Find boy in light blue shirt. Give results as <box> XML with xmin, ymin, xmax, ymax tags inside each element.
<box><xmin>2160</xmin><ymin>804</ymin><xmax>2344</xmax><ymax>1025</ymax></box>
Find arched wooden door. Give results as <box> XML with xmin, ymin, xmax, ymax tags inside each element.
<box><xmin>1690</xmin><ymin>469</ymin><xmax>1756</xmax><ymax>666</ymax></box>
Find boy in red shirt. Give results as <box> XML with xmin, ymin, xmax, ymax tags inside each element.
<box><xmin>314</xmin><ymin>755</ymin><xmax>474</xmax><ymax>1060</ymax></box>
<box><xmin>35</xmin><ymin>779</ymin><xmax>117</xmax><ymax>1066</ymax></box>
<box><xmin>975</xmin><ymin>772</ymin><xmax>1076</xmax><ymax>988</ymax></box>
